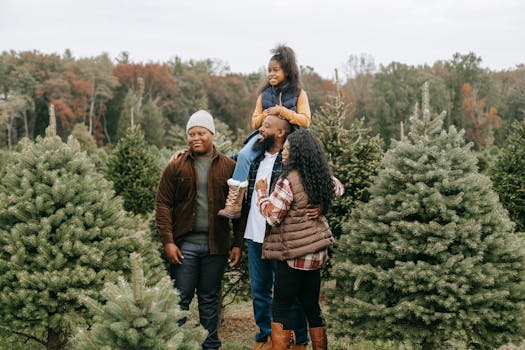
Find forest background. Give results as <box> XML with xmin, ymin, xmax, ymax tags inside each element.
<box><xmin>0</xmin><ymin>50</ymin><xmax>523</xmax><ymax>153</ymax></box>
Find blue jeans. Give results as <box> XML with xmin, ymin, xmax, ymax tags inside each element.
<box><xmin>170</xmin><ymin>242</ymin><xmax>227</xmax><ymax>350</ymax></box>
<box><xmin>247</xmin><ymin>239</ymin><xmax>309</xmax><ymax>344</ymax></box>
<box><xmin>232</xmin><ymin>133</ymin><xmax>262</xmax><ymax>181</ymax></box>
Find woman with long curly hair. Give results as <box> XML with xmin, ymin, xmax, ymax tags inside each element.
<box><xmin>255</xmin><ymin>128</ymin><xmax>335</xmax><ymax>350</ymax></box>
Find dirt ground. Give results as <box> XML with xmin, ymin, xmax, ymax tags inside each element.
<box><xmin>219</xmin><ymin>301</ymin><xmax>258</xmax><ymax>348</ymax></box>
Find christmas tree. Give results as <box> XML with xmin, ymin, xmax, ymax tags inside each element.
<box><xmin>72</xmin><ymin>253</ymin><xmax>205</xmax><ymax>350</ymax></box>
<box><xmin>0</xmin><ymin>106</ymin><xmax>165</xmax><ymax>349</ymax></box>
<box><xmin>70</xmin><ymin>123</ymin><xmax>98</xmax><ymax>155</ymax></box>
<box><xmin>489</xmin><ymin>120</ymin><xmax>525</xmax><ymax>232</ymax></box>
<box><xmin>328</xmin><ymin>84</ymin><xmax>525</xmax><ymax>349</ymax></box>
<box><xmin>312</xmin><ymin>75</ymin><xmax>384</xmax><ymax>240</ymax></box>
<box><xmin>106</xmin><ymin>125</ymin><xmax>161</xmax><ymax>216</ymax></box>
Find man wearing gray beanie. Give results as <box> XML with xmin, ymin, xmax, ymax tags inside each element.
<box><xmin>185</xmin><ymin>110</ymin><xmax>216</xmax><ymax>135</ymax></box>
<box><xmin>156</xmin><ymin>110</ymin><xmax>243</xmax><ymax>350</ymax></box>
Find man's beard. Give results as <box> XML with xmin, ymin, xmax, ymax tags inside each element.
<box><xmin>252</xmin><ymin>134</ymin><xmax>276</xmax><ymax>152</ymax></box>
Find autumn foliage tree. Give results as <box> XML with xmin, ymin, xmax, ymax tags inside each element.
<box><xmin>460</xmin><ymin>83</ymin><xmax>502</xmax><ymax>149</ymax></box>
<box><xmin>0</xmin><ymin>49</ymin><xmax>524</xmax><ymax>152</ymax></box>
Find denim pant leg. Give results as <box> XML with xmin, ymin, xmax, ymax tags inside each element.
<box><xmin>197</xmin><ymin>251</ymin><xmax>227</xmax><ymax>350</ymax></box>
<box><xmin>170</xmin><ymin>242</ymin><xmax>226</xmax><ymax>350</ymax></box>
<box><xmin>247</xmin><ymin>239</ymin><xmax>275</xmax><ymax>342</ymax></box>
<box><xmin>232</xmin><ymin>135</ymin><xmax>262</xmax><ymax>181</ymax></box>
<box><xmin>170</xmin><ymin>242</ymin><xmax>200</xmax><ymax>312</ymax></box>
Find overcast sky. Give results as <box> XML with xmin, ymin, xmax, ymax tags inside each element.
<box><xmin>1</xmin><ymin>0</ymin><xmax>524</xmax><ymax>79</ymax></box>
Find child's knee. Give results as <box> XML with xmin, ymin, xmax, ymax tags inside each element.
<box><xmin>237</xmin><ymin>146</ymin><xmax>255</xmax><ymax>162</ymax></box>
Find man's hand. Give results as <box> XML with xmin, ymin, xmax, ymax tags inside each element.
<box><xmin>333</xmin><ymin>176</ymin><xmax>345</xmax><ymax>197</ymax></box>
<box><xmin>164</xmin><ymin>243</ymin><xmax>184</xmax><ymax>265</ymax></box>
<box><xmin>255</xmin><ymin>179</ymin><xmax>268</xmax><ymax>192</ymax></box>
<box><xmin>228</xmin><ymin>247</ymin><xmax>242</xmax><ymax>268</ymax></box>
<box><xmin>306</xmin><ymin>204</ymin><xmax>321</xmax><ymax>220</ymax></box>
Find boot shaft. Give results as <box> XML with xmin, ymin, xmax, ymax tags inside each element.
<box><xmin>309</xmin><ymin>326</ymin><xmax>327</xmax><ymax>350</ymax></box>
<box><xmin>271</xmin><ymin>322</ymin><xmax>294</xmax><ymax>350</ymax></box>
<box><xmin>218</xmin><ymin>179</ymin><xmax>247</xmax><ymax>219</ymax></box>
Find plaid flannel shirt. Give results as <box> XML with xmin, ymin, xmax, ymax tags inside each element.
<box><xmin>257</xmin><ymin>177</ymin><xmax>294</xmax><ymax>227</ymax></box>
<box><xmin>257</xmin><ymin>177</ymin><xmax>328</xmax><ymax>271</ymax></box>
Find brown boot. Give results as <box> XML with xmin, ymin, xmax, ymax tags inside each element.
<box><xmin>271</xmin><ymin>322</ymin><xmax>294</xmax><ymax>350</ymax></box>
<box><xmin>253</xmin><ymin>338</ymin><xmax>272</xmax><ymax>350</ymax></box>
<box><xmin>218</xmin><ymin>179</ymin><xmax>247</xmax><ymax>219</ymax></box>
<box><xmin>309</xmin><ymin>326</ymin><xmax>327</xmax><ymax>350</ymax></box>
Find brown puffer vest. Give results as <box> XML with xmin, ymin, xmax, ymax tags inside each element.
<box><xmin>262</xmin><ymin>170</ymin><xmax>333</xmax><ymax>261</ymax></box>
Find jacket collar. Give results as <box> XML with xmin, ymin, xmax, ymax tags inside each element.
<box><xmin>186</xmin><ymin>145</ymin><xmax>220</xmax><ymax>161</ymax></box>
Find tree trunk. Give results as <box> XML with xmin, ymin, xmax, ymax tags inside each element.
<box><xmin>88</xmin><ymin>79</ymin><xmax>96</xmax><ymax>134</ymax></box>
<box><xmin>88</xmin><ymin>95</ymin><xmax>95</xmax><ymax>134</ymax></box>
<box><xmin>29</xmin><ymin>109</ymin><xmax>36</xmax><ymax>139</ymax></box>
<box><xmin>421</xmin><ymin>341</ymin><xmax>435</xmax><ymax>350</ymax></box>
<box><xmin>23</xmin><ymin>110</ymin><xmax>29</xmax><ymax>138</ymax></box>
<box><xmin>102</xmin><ymin>113</ymin><xmax>111</xmax><ymax>144</ymax></box>
<box><xmin>6</xmin><ymin>117</ymin><xmax>12</xmax><ymax>151</ymax></box>
<box><xmin>47</xmin><ymin>328</ymin><xmax>66</xmax><ymax>350</ymax></box>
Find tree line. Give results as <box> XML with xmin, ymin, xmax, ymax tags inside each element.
<box><xmin>1</xmin><ymin>50</ymin><xmax>524</xmax><ymax>151</ymax></box>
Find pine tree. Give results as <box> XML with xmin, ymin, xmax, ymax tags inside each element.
<box><xmin>70</xmin><ymin>123</ymin><xmax>97</xmax><ymax>155</ymax></box>
<box><xmin>165</xmin><ymin>117</ymin><xmax>242</xmax><ymax>156</ymax></box>
<box><xmin>0</xmin><ymin>106</ymin><xmax>165</xmax><ymax>350</ymax></box>
<box><xmin>106</xmin><ymin>126</ymin><xmax>161</xmax><ymax>216</ymax></box>
<box><xmin>166</xmin><ymin>123</ymin><xmax>188</xmax><ymax>151</ymax></box>
<box><xmin>0</xmin><ymin>149</ymin><xmax>6</xmax><ymax>175</ymax></box>
<box><xmin>489</xmin><ymin>120</ymin><xmax>525</xmax><ymax>232</ymax></box>
<box><xmin>328</xmin><ymin>84</ymin><xmax>525</xmax><ymax>349</ymax></box>
<box><xmin>141</xmin><ymin>99</ymin><xmax>166</xmax><ymax>147</ymax></box>
<box><xmin>213</xmin><ymin>118</ymin><xmax>243</xmax><ymax>156</ymax></box>
<box><xmin>72</xmin><ymin>253</ymin><xmax>205</xmax><ymax>350</ymax></box>
<box><xmin>312</xmin><ymin>76</ymin><xmax>384</xmax><ymax>240</ymax></box>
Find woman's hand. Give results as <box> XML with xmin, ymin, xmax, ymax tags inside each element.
<box><xmin>256</xmin><ymin>179</ymin><xmax>268</xmax><ymax>192</ymax></box>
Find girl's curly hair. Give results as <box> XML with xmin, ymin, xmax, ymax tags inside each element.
<box><xmin>281</xmin><ymin>129</ymin><xmax>334</xmax><ymax>214</ymax></box>
<box><xmin>259</xmin><ymin>44</ymin><xmax>302</xmax><ymax>95</ymax></box>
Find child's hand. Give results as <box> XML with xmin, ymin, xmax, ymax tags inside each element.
<box><xmin>264</xmin><ymin>105</ymin><xmax>282</xmax><ymax>117</ymax></box>
<box><xmin>255</xmin><ymin>179</ymin><xmax>268</xmax><ymax>192</ymax></box>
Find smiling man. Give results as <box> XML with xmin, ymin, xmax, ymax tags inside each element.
<box><xmin>241</xmin><ymin>114</ymin><xmax>311</xmax><ymax>350</ymax></box>
<box><xmin>155</xmin><ymin>110</ymin><xmax>243</xmax><ymax>350</ymax></box>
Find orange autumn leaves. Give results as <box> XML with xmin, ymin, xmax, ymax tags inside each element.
<box><xmin>461</xmin><ymin>82</ymin><xmax>501</xmax><ymax>149</ymax></box>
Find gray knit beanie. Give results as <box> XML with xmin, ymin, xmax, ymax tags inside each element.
<box><xmin>186</xmin><ymin>110</ymin><xmax>215</xmax><ymax>134</ymax></box>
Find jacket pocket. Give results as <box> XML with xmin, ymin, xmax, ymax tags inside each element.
<box><xmin>214</xmin><ymin>177</ymin><xmax>229</xmax><ymax>202</ymax></box>
<box><xmin>175</xmin><ymin>177</ymin><xmax>193</xmax><ymax>200</ymax></box>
